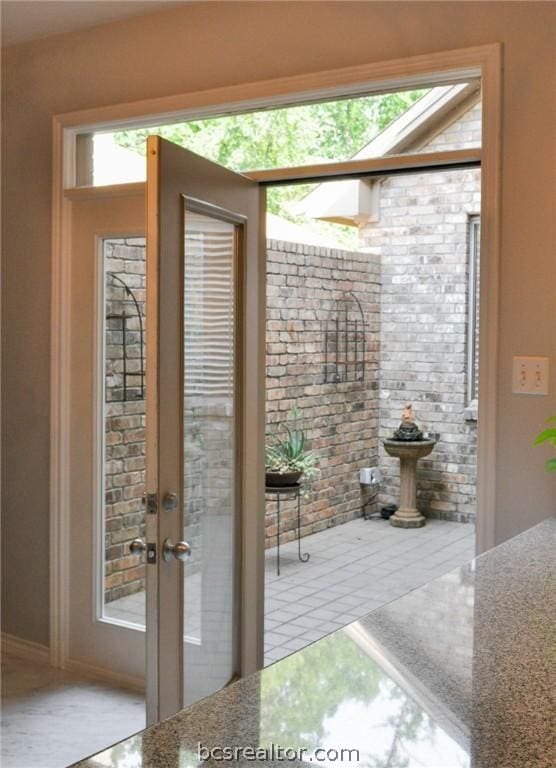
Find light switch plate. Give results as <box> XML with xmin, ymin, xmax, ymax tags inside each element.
<box><xmin>512</xmin><ymin>356</ymin><xmax>549</xmax><ymax>395</ymax></box>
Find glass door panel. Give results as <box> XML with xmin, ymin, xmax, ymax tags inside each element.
<box><xmin>182</xmin><ymin>205</ymin><xmax>239</xmax><ymax>705</ymax></box>
<box><xmin>147</xmin><ymin>136</ymin><xmax>264</xmax><ymax>721</ymax></box>
<box><xmin>102</xmin><ymin>237</ymin><xmax>147</xmax><ymax>628</ymax></box>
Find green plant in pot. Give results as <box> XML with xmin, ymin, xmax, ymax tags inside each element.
<box><xmin>265</xmin><ymin>408</ymin><xmax>319</xmax><ymax>488</ymax></box>
<box><xmin>534</xmin><ymin>415</ymin><xmax>556</xmax><ymax>472</ymax></box>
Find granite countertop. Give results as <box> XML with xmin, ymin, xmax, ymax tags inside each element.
<box><xmin>73</xmin><ymin>518</ymin><xmax>556</xmax><ymax>768</ymax></box>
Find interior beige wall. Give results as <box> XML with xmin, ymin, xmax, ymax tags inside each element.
<box><xmin>2</xmin><ymin>1</ymin><xmax>554</xmax><ymax>646</ymax></box>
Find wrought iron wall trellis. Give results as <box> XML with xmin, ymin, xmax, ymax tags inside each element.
<box><xmin>324</xmin><ymin>291</ymin><xmax>366</xmax><ymax>384</ymax></box>
<box><xmin>106</xmin><ymin>271</ymin><xmax>145</xmax><ymax>401</ymax></box>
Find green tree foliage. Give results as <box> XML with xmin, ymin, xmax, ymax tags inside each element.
<box><xmin>259</xmin><ymin>631</ymin><xmax>431</xmax><ymax>767</ymax></box>
<box><xmin>115</xmin><ymin>90</ymin><xmax>426</xmax><ymax>224</ymax></box>
<box><xmin>259</xmin><ymin>632</ymin><xmax>382</xmax><ymax>750</ymax></box>
<box><xmin>366</xmin><ymin>688</ymin><xmax>434</xmax><ymax>768</ymax></box>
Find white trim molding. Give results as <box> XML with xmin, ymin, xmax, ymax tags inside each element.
<box><xmin>56</xmin><ymin>44</ymin><xmax>493</xmax><ymax>136</ymax></box>
<box><xmin>1</xmin><ymin>632</ymin><xmax>50</xmax><ymax>664</ymax></box>
<box><xmin>50</xmin><ymin>43</ymin><xmax>502</xmax><ymax>669</ymax></box>
<box><xmin>63</xmin><ymin>658</ymin><xmax>145</xmax><ymax>694</ymax></box>
<box><xmin>245</xmin><ymin>148</ymin><xmax>480</xmax><ymax>184</ymax></box>
<box><xmin>474</xmin><ymin>42</ymin><xmax>502</xmax><ymax>555</ymax></box>
<box><xmin>0</xmin><ymin>631</ymin><xmax>144</xmax><ymax>693</ymax></box>
<box><xmin>50</xmin><ymin>117</ymin><xmax>72</xmax><ymax>667</ymax></box>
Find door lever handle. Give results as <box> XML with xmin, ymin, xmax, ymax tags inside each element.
<box><xmin>162</xmin><ymin>538</ymin><xmax>192</xmax><ymax>562</ymax></box>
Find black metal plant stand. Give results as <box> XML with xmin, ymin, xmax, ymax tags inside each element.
<box><xmin>265</xmin><ymin>484</ymin><xmax>310</xmax><ymax>576</ymax></box>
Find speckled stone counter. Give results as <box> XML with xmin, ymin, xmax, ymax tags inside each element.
<box><xmin>72</xmin><ymin>518</ymin><xmax>556</xmax><ymax>768</ymax></box>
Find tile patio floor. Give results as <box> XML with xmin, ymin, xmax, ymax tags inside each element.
<box><xmin>263</xmin><ymin>517</ymin><xmax>474</xmax><ymax>664</ymax></box>
<box><xmin>105</xmin><ymin>517</ymin><xmax>475</xmax><ymax>667</ymax></box>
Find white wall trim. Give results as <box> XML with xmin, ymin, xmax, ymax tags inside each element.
<box><xmin>50</xmin><ymin>43</ymin><xmax>502</xmax><ymax>669</ymax></box>
<box><xmin>92</xmin><ymin>235</ymin><xmax>105</xmax><ymax>629</ymax></box>
<box><xmin>2</xmin><ymin>632</ymin><xmax>50</xmax><ymax>664</ymax></box>
<box><xmin>63</xmin><ymin>658</ymin><xmax>145</xmax><ymax>693</ymax></box>
<box><xmin>475</xmin><ymin>43</ymin><xmax>502</xmax><ymax>553</ymax></box>
<box><xmin>245</xmin><ymin>148</ymin><xmax>480</xmax><ymax>184</ymax></box>
<box><xmin>50</xmin><ymin>117</ymin><xmax>71</xmax><ymax>667</ymax></box>
<box><xmin>56</xmin><ymin>44</ymin><xmax>491</xmax><ymax>136</ymax></box>
<box><xmin>1</xmin><ymin>632</ymin><xmax>144</xmax><ymax>694</ymax></box>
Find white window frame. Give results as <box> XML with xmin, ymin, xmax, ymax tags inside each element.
<box><xmin>466</xmin><ymin>215</ymin><xmax>481</xmax><ymax>413</ymax></box>
<box><xmin>50</xmin><ymin>44</ymin><xmax>502</xmax><ymax>669</ymax></box>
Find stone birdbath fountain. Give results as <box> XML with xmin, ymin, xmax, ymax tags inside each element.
<box><xmin>383</xmin><ymin>404</ymin><xmax>437</xmax><ymax>528</ymax></box>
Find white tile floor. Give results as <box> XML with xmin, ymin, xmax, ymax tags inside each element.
<box><xmin>263</xmin><ymin>517</ymin><xmax>475</xmax><ymax>663</ymax></box>
<box><xmin>106</xmin><ymin>517</ymin><xmax>475</xmax><ymax>666</ymax></box>
<box><xmin>1</xmin><ymin>653</ymin><xmax>144</xmax><ymax>768</ymax></box>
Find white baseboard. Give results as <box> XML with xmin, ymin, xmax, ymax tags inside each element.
<box><xmin>63</xmin><ymin>658</ymin><xmax>145</xmax><ymax>693</ymax></box>
<box><xmin>1</xmin><ymin>632</ymin><xmax>50</xmax><ymax>663</ymax></box>
<box><xmin>1</xmin><ymin>632</ymin><xmax>144</xmax><ymax>693</ymax></box>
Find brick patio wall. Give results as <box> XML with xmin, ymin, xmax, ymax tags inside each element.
<box><xmin>102</xmin><ymin>238</ymin><xmax>382</xmax><ymax>589</ymax></box>
<box><xmin>183</xmin><ymin>400</ymin><xmax>232</xmax><ymax>578</ymax></box>
<box><xmin>360</xmin><ymin>98</ymin><xmax>481</xmax><ymax>522</ymax></box>
<box><xmin>265</xmin><ymin>241</ymin><xmax>381</xmax><ymax>546</ymax></box>
<box><xmin>104</xmin><ymin>238</ymin><xmax>147</xmax><ymax>603</ymax></box>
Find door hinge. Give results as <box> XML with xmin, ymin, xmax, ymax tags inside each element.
<box><xmin>142</xmin><ymin>492</ymin><xmax>158</xmax><ymax>515</ymax></box>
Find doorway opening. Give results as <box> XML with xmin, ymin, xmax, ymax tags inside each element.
<box><xmin>262</xmin><ymin>89</ymin><xmax>481</xmax><ymax>664</ymax></box>
<box><xmin>38</xmin><ymin>43</ymin><xmax>502</xmax><ymax>768</ymax></box>
<box><xmin>84</xmin><ymin>83</ymin><xmax>482</xmax><ymax>669</ymax></box>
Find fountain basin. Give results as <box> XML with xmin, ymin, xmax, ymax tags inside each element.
<box><xmin>383</xmin><ymin>438</ymin><xmax>437</xmax><ymax>528</ymax></box>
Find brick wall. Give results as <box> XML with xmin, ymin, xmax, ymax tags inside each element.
<box><xmin>183</xmin><ymin>401</ymin><xmax>232</xmax><ymax>578</ymax></box>
<box><xmin>102</xmin><ymin>237</ymin><xmax>382</xmax><ymax>585</ymax></box>
<box><xmin>422</xmin><ymin>99</ymin><xmax>481</xmax><ymax>152</ymax></box>
<box><xmin>103</xmin><ymin>239</ymin><xmax>236</xmax><ymax>601</ymax></box>
<box><xmin>265</xmin><ymin>240</ymin><xmax>381</xmax><ymax>546</ymax></box>
<box><xmin>104</xmin><ymin>238</ymin><xmax>147</xmax><ymax>603</ymax></box>
<box><xmin>360</xmin><ymin>97</ymin><xmax>481</xmax><ymax>522</ymax></box>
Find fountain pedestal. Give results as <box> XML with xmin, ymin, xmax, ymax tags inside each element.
<box><xmin>383</xmin><ymin>439</ymin><xmax>436</xmax><ymax>528</ymax></box>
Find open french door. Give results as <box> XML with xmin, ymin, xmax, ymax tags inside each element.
<box><xmin>66</xmin><ymin>137</ymin><xmax>264</xmax><ymax>730</ymax></box>
<box><xmin>145</xmin><ymin>137</ymin><xmax>265</xmax><ymax>722</ymax></box>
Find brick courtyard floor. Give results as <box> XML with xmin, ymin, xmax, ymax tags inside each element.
<box><xmin>106</xmin><ymin>517</ymin><xmax>475</xmax><ymax>667</ymax></box>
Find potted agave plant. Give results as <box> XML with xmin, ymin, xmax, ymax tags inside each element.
<box><xmin>534</xmin><ymin>415</ymin><xmax>556</xmax><ymax>472</ymax></box>
<box><xmin>265</xmin><ymin>408</ymin><xmax>319</xmax><ymax>488</ymax></box>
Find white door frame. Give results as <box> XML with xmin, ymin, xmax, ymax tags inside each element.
<box><xmin>51</xmin><ymin>43</ymin><xmax>502</xmax><ymax>670</ymax></box>
<box><xmin>64</xmin><ymin>188</ymin><xmax>147</xmax><ymax>690</ymax></box>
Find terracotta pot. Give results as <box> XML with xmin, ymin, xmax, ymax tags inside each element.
<box><xmin>265</xmin><ymin>470</ymin><xmax>303</xmax><ymax>487</ymax></box>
